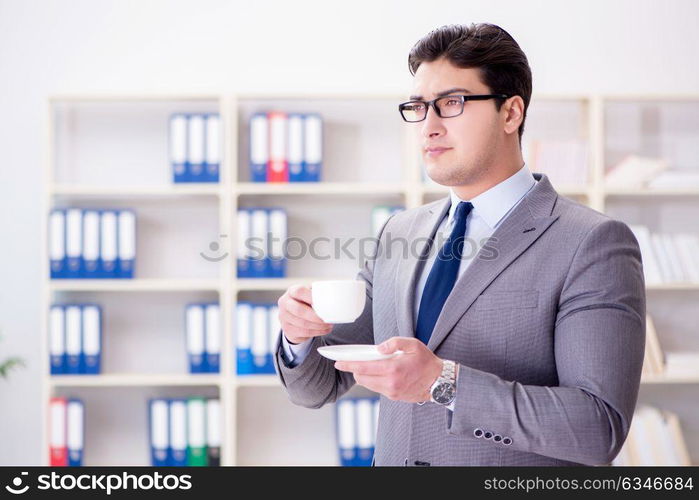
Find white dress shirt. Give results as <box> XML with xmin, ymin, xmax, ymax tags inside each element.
<box><xmin>279</xmin><ymin>163</ymin><xmax>537</xmax><ymax>408</ymax></box>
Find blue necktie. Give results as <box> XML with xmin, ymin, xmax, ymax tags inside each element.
<box><xmin>415</xmin><ymin>201</ymin><xmax>474</xmax><ymax>345</ymax></box>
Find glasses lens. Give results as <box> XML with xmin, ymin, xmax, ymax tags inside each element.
<box><xmin>435</xmin><ymin>96</ymin><xmax>464</xmax><ymax>118</ymax></box>
<box><xmin>400</xmin><ymin>102</ymin><xmax>427</xmax><ymax>122</ymax></box>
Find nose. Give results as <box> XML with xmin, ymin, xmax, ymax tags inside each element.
<box><xmin>421</xmin><ymin>103</ymin><xmax>445</xmax><ymax>139</ymax></box>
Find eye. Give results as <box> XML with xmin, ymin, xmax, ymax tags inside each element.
<box><xmin>443</xmin><ymin>98</ymin><xmax>461</xmax><ymax>107</ymax></box>
<box><xmin>404</xmin><ymin>102</ymin><xmax>426</xmax><ymax>111</ymax></box>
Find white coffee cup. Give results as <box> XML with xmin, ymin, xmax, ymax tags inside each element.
<box><xmin>311</xmin><ymin>280</ymin><xmax>366</xmax><ymax>324</ymax></box>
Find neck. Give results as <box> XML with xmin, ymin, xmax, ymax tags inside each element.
<box><xmin>452</xmin><ymin>148</ymin><xmax>524</xmax><ymax>200</ymax></box>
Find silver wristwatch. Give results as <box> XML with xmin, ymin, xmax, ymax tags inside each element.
<box><xmin>429</xmin><ymin>359</ymin><xmax>457</xmax><ymax>405</ymax></box>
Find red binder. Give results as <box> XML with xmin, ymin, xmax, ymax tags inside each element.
<box><xmin>49</xmin><ymin>397</ymin><xmax>68</xmax><ymax>466</ymax></box>
<box><xmin>267</xmin><ymin>111</ymin><xmax>289</xmax><ymax>182</ymax></box>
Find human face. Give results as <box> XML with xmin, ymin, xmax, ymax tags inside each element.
<box><xmin>410</xmin><ymin>58</ymin><xmax>505</xmax><ymax>187</ymax></box>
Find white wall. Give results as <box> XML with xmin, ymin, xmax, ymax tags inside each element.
<box><xmin>1</xmin><ymin>0</ymin><xmax>698</xmax><ymax>465</ymax></box>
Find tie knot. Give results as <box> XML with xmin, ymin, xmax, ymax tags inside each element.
<box><xmin>454</xmin><ymin>201</ymin><xmax>473</xmax><ymax>224</ymax></box>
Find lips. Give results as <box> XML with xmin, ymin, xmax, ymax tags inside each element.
<box><xmin>425</xmin><ymin>146</ymin><xmax>452</xmax><ymax>157</ymax></box>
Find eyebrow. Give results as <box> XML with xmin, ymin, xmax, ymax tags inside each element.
<box><xmin>409</xmin><ymin>87</ymin><xmax>473</xmax><ymax>100</ymax></box>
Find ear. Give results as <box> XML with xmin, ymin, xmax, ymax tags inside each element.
<box><xmin>502</xmin><ymin>96</ymin><xmax>524</xmax><ymax>136</ymax></box>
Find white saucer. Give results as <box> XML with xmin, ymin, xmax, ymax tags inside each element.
<box><xmin>317</xmin><ymin>344</ymin><xmax>404</xmax><ymax>362</ymax></box>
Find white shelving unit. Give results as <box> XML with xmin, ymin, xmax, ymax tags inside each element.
<box><xmin>41</xmin><ymin>93</ymin><xmax>699</xmax><ymax>466</ymax></box>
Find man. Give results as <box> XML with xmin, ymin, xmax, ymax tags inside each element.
<box><xmin>274</xmin><ymin>23</ymin><xmax>645</xmax><ymax>466</ymax></box>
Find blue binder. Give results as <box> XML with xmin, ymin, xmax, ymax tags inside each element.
<box><xmin>186</xmin><ymin>304</ymin><xmax>208</xmax><ymax>373</ymax></box>
<box><xmin>187</xmin><ymin>114</ymin><xmax>206</xmax><ymax>182</ymax></box>
<box><xmin>99</xmin><ymin>210</ymin><xmax>118</xmax><ymax>279</ymax></box>
<box><xmin>235</xmin><ymin>302</ymin><xmax>253</xmax><ymax>375</ymax></box>
<box><xmin>168</xmin><ymin>399</ymin><xmax>188</xmax><ymax>466</ymax></box>
<box><xmin>287</xmin><ymin>113</ymin><xmax>304</xmax><ymax>182</ymax></box>
<box><xmin>64</xmin><ymin>305</ymin><xmax>83</xmax><ymax>374</ymax></box>
<box><xmin>249</xmin><ymin>208</ymin><xmax>269</xmax><ymax>278</ymax></box>
<box><xmin>65</xmin><ymin>208</ymin><xmax>83</xmax><ymax>279</ymax></box>
<box><xmin>336</xmin><ymin>399</ymin><xmax>357</xmax><ymax>466</ymax></box>
<box><xmin>251</xmin><ymin>304</ymin><xmax>269</xmax><ymax>373</ymax></box>
<box><xmin>66</xmin><ymin>399</ymin><xmax>84</xmax><ymax>466</ymax></box>
<box><xmin>170</xmin><ymin>114</ymin><xmax>189</xmax><ymax>183</ymax></box>
<box><xmin>82</xmin><ymin>209</ymin><xmax>100</xmax><ymax>278</ymax></box>
<box><xmin>267</xmin><ymin>208</ymin><xmax>287</xmax><ymax>278</ymax></box>
<box><xmin>149</xmin><ymin>399</ymin><xmax>171</xmax><ymax>466</ymax></box>
<box><xmin>236</xmin><ymin>209</ymin><xmax>252</xmax><ymax>278</ymax></box>
<box><xmin>204</xmin><ymin>303</ymin><xmax>221</xmax><ymax>373</ymax></box>
<box><xmin>303</xmin><ymin>114</ymin><xmax>323</xmax><ymax>182</ymax></box>
<box><xmin>116</xmin><ymin>210</ymin><xmax>136</xmax><ymax>279</ymax></box>
<box><xmin>49</xmin><ymin>305</ymin><xmax>66</xmax><ymax>374</ymax></box>
<box><xmin>249</xmin><ymin>113</ymin><xmax>268</xmax><ymax>182</ymax></box>
<box><xmin>204</xmin><ymin>114</ymin><xmax>221</xmax><ymax>183</ymax></box>
<box><xmin>81</xmin><ymin>304</ymin><xmax>102</xmax><ymax>375</ymax></box>
<box><xmin>49</xmin><ymin>209</ymin><xmax>66</xmax><ymax>279</ymax></box>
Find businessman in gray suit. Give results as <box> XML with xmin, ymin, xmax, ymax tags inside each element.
<box><xmin>274</xmin><ymin>23</ymin><xmax>646</xmax><ymax>466</ymax></box>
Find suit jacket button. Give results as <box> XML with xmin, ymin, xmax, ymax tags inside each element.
<box><xmin>493</xmin><ymin>434</ymin><xmax>502</xmax><ymax>443</ymax></box>
<box><xmin>502</xmin><ymin>436</ymin><xmax>512</xmax><ymax>445</ymax></box>
<box><xmin>473</xmin><ymin>428</ymin><xmax>484</xmax><ymax>438</ymax></box>
<box><xmin>414</xmin><ymin>460</ymin><xmax>431</xmax><ymax>466</ymax></box>
<box><xmin>484</xmin><ymin>430</ymin><xmax>493</xmax><ymax>440</ymax></box>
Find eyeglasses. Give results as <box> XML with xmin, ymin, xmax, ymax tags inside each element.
<box><xmin>398</xmin><ymin>94</ymin><xmax>510</xmax><ymax>122</ymax></box>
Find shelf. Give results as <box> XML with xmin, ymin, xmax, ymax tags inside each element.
<box><xmin>235</xmin><ymin>182</ymin><xmax>406</xmax><ymax>196</ymax></box>
<box><xmin>48</xmin><ymin>373</ymin><xmax>224</xmax><ymax>387</ymax></box>
<box><xmin>49</xmin><ymin>279</ymin><xmax>221</xmax><ymax>292</ymax></box>
<box><xmin>51</xmin><ymin>184</ymin><xmax>222</xmax><ymax>198</ymax></box>
<box><xmin>645</xmin><ymin>283</ymin><xmax>699</xmax><ymax>291</ymax></box>
<box><xmin>641</xmin><ymin>374</ymin><xmax>699</xmax><ymax>384</ymax></box>
<box><xmin>605</xmin><ymin>187</ymin><xmax>699</xmax><ymax>196</ymax></box>
<box><xmin>234</xmin><ymin>375</ymin><xmax>281</xmax><ymax>388</ymax></box>
<box><xmin>235</xmin><ymin>278</ymin><xmax>345</xmax><ymax>291</ymax></box>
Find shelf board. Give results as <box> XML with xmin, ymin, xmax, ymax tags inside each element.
<box><xmin>48</xmin><ymin>373</ymin><xmax>224</xmax><ymax>387</ymax></box>
<box><xmin>235</xmin><ymin>278</ymin><xmax>345</xmax><ymax>291</ymax></box>
<box><xmin>604</xmin><ymin>187</ymin><xmax>699</xmax><ymax>197</ymax></box>
<box><xmin>51</xmin><ymin>184</ymin><xmax>222</xmax><ymax>198</ymax></box>
<box><xmin>234</xmin><ymin>375</ymin><xmax>281</xmax><ymax>388</ymax></box>
<box><xmin>49</xmin><ymin>279</ymin><xmax>221</xmax><ymax>292</ymax></box>
<box><xmin>235</xmin><ymin>182</ymin><xmax>406</xmax><ymax>196</ymax></box>
<box><xmin>641</xmin><ymin>374</ymin><xmax>699</xmax><ymax>384</ymax></box>
<box><xmin>646</xmin><ymin>283</ymin><xmax>699</xmax><ymax>291</ymax></box>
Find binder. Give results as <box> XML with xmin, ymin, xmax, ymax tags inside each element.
<box><xmin>81</xmin><ymin>305</ymin><xmax>101</xmax><ymax>375</ymax></box>
<box><xmin>235</xmin><ymin>302</ymin><xmax>253</xmax><ymax>375</ymax></box>
<box><xmin>99</xmin><ymin>210</ymin><xmax>118</xmax><ymax>279</ymax></box>
<box><xmin>170</xmin><ymin>114</ymin><xmax>189</xmax><ymax>183</ymax></box>
<box><xmin>149</xmin><ymin>399</ymin><xmax>170</xmax><ymax>466</ymax></box>
<box><xmin>204</xmin><ymin>303</ymin><xmax>221</xmax><ymax>373</ymax></box>
<box><xmin>206</xmin><ymin>399</ymin><xmax>221</xmax><ymax>466</ymax></box>
<box><xmin>267</xmin><ymin>208</ymin><xmax>287</xmax><ymax>278</ymax></box>
<box><xmin>287</xmin><ymin>113</ymin><xmax>304</xmax><ymax>182</ymax></box>
<box><xmin>267</xmin><ymin>111</ymin><xmax>288</xmax><ymax>182</ymax></box>
<box><xmin>356</xmin><ymin>399</ymin><xmax>374</xmax><ymax>466</ymax></box>
<box><xmin>250</xmin><ymin>208</ymin><xmax>268</xmax><ymax>278</ymax></box>
<box><xmin>303</xmin><ymin>114</ymin><xmax>323</xmax><ymax>182</ymax></box>
<box><xmin>169</xmin><ymin>399</ymin><xmax>188</xmax><ymax>466</ymax></box>
<box><xmin>187</xmin><ymin>114</ymin><xmax>206</xmax><ymax>182</ymax></box>
<box><xmin>117</xmin><ymin>210</ymin><xmax>136</xmax><ymax>279</ymax></box>
<box><xmin>65</xmin><ymin>305</ymin><xmax>82</xmax><ymax>374</ymax></box>
<box><xmin>337</xmin><ymin>399</ymin><xmax>356</xmax><ymax>466</ymax></box>
<box><xmin>186</xmin><ymin>304</ymin><xmax>207</xmax><ymax>373</ymax></box>
<box><xmin>186</xmin><ymin>398</ymin><xmax>208</xmax><ymax>466</ymax></box>
<box><xmin>49</xmin><ymin>397</ymin><xmax>68</xmax><ymax>466</ymax></box>
<box><xmin>236</xmin><ymin>209</ymin><xmax>252</xmax><ymax>278</ymax></box>
<box><xmin>373</xmin><ymin>398</ymin><xmax>380</xmax><ymax>444</ymax></box>
<box><xmin>65</xmin><ymin>208</ymin><xmax>83</xmax><ymax>279</ymax></box>
<box><xmin>66</xmin><ymin>399</ymin><xmax>84</xmax><ymax>466</ymax></box>
<box><xmin>49</xmin><ymin>305</ymin><xmax>66</xmax><ymax>375</ymax></box>
<box><xmin>251</xmin><ymin>304</ymin><xmax>269</xmax><ymax>373</ymax></box>
<box><xmin>49</xmin><ymin>209</ymin><xmax>66</xmax><ymax>279</ymax></box>
<box><xmin>267</xmin><ymin>305</ymin><xmax>281</xmax><ymax>373</ymax></box>
<box><xmin>82</xmin><ymin>210</ymin><xmax>100</xmax><ymax>278</ymax></box>
<box><xmin>204</xmin><ymin>114</ymin><xmax>221</xmax><ymax>183</ymax></box>
<box><xmin>249</xmin><ymin>113</ymin><xmax>268</xmax><ymax>182</ymax></box>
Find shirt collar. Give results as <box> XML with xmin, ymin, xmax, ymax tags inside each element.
<box><xmin>447</xmin><ymin>163</ymin><xmax>537</xmax><ymax>229</ymax></box>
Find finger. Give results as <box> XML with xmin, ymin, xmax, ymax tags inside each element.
<box><xmin>281</xmin><ymin>324</ymin><xmax>326</xmax><ymax>342</ymax></box>
<box><xmin>335</xmin><ymin>359</ymin><xmax>394</xmax><ymax>376</ymax></box>
<box><xmin>280</xmin><ymin>310</ymin><xmax>333</xmax><ymax>333</ymax></box>
<box><xmin>377</xmin><ymin>336</ymin><xmax>420</xmax><ymax>355</ymax></box>
<box><xmin>288</xmin><ymin>284</ymin><xmax>313</xmax><ymax>304</ymax></box>
<box><xmin>353</xmin><ymin>373</ymin><xmax>385</xmax><ymax>393</ymax></box>
<box><xmin>285</xmin><ymin>296</ymin><xmax>331</xmax><ymax>326</ymax></box>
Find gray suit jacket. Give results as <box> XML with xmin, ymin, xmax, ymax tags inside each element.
<box><xmin>274</xmin><ymin>173</ymin><xmax>646</xmax><ymax>466</ymax></box>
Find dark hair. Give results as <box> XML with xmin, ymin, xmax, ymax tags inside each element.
<box><xmin>408</xmin><ymin>23</ymin><xmax>532</xmax><ymax>144</ymax></box>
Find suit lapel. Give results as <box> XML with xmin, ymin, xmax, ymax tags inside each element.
<box><xmin>393</xmin><ymin>197</ymin><xmax>450</xmax><ymax>340</ymax></box>
<box><xmin>391</xmin><ymin>173</ymin><xmax>561</xmax><ymax>350</ymax></box>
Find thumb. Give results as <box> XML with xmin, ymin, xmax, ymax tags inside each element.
<box><xmin>377</xmin><ymin>336</ymin><xmax>417</xmax><ymax>354</ymax></box>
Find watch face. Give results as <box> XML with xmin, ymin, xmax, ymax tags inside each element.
<box><xmin>432</xmin><ymin>382</ymin><xmax>456</xmax><ymax>405</ymax></box>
